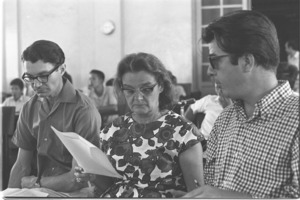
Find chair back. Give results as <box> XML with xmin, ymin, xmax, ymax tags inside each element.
<box><xmin>2</xmin><ymin>106</ymin><xmax>16</xmax><ymax>190</ymax></box>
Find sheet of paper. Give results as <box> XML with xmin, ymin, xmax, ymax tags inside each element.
<box><xmin>51</xmin><ymin>126</ymin><xmax>122</xmax><ymax>179</ymax></box>
<box><xmin>1</xmin><ymin>188</ymin><xmax>49</xmax><ymax>197</ymax></box>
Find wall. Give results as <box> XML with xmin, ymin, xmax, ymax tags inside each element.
<box><xmin>122</xmin><ymin>0</ymin><xmax>193</xmax><ymax>83</ymax></box>
<box><xmin>2</xmin><ymin>0</ymin><xmax>193</xmax><ymax>93</ymax></box>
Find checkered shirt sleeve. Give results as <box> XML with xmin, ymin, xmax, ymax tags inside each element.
<box><xmin>204</xmin><ymin>81</ymin><xmax>300</xmax><ymax>198</ymax></box>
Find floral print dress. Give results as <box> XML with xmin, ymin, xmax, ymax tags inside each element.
<box><xmin>99</xmin><ymin>110</ymin><xmax>200</xmax><ymax>198</ymax></box>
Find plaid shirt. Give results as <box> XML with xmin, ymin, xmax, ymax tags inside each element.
<box><xmin>204</xmin><ymin>81</ymin><xmax>299</xmax><ymax>198</ymax></box>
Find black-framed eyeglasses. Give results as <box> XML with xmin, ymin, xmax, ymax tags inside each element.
<box><xmin>121</xmin><ymin>83</ymin><xmax>158</xmax><ymax>96</ymax></box>
<box><xmin>22</xmin><ymin>64</ymin><xmax>61</xmax><ymax>84</ymax></box>
<box><xmin>209</xmin><ymin>55</ymin><xmax>230</xmax><ymax>70</ymax></box>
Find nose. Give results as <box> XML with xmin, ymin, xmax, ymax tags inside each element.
<box><xmin>207</xmin><ymin>65</ymin><xmax>216</xmax><ymax>76</ymax></box>
<box><xmin>133</xmin><ymin>90</ymin><xmax>144</xmax><ymax>100</ymax></box>
<box><xmin>32</xmin><ymin>79</ymin><xmax>42</xmax><ymax>88</ymax></box>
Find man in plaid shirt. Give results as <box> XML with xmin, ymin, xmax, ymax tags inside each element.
<box><xmin>184</xmin><ymin>10</ymin><xmax>299</xmax><ymax>198</ymax></box>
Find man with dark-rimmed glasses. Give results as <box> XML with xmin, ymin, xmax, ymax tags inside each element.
<box><xmin>184</xmin><ymin>10</ymin><xmax>299</xmax><ymax>198</ymax></box>
<box><xmin>8</xmin><ymin>40</ymin><xmax>101</xmax><ymax>194</ymax></box>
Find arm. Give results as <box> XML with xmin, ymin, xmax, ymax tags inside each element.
<box><xmin>182</xmin><ymin>185</ymin><xmax>252</xmax><ymax>198</ymax></box>
<box><xmin>184</xmin><ymin>106</ymin><xmax>196</xmax><ymax>122</ymax></box>
<box><xmin>37</xmin><ymin>158</ymin><xmax>84</xmax><ymax>192</ymax></box>
<box><xmin>179</xmin><ymin>142</ymin><xmax>204</xmax><ymax>191</ymax></box>
<box><xmin>8</xmin><ymin>148</ymin><xmax>33</xmax><ymax>188</ymax></box>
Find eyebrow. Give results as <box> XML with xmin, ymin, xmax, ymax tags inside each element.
<box><xmin>122</xmin><ymin>82</ymin><xmax>156</xmax><ymax>88</ymax></box>
<box><xmin>209</xmin><ymin>53</ymin><xmax>217</xmax><ymax>57</ymax></box>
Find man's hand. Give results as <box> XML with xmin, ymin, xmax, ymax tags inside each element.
<box><xmin>182</xmin><ymin>185</ymin><xmax>251</xmax><ymax>199</ymax></box>
<box><xmin>21</xmin><ymin>176</ymin><xmax>39</xmax><ymax>189</ymax></box>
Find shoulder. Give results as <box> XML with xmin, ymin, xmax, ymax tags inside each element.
<box><xmin>70</xmin><ymin>90</ymin><xmax>99</xmax><ymax>112</ymax></box>
<box><xmin>281</xmin><ymin>93</ymin><xmax>299</xmax><ymax>116</ymax></box>
<box><xmin>2</xmin><ymin>96</ymin><xmax>12</xmax><ymax>104</ymax></box>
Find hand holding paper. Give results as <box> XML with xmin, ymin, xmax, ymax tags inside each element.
<box><xmin>51</xmin><ymin>126</ymin><xmax>122</xmax><ymax>179</ymax></box>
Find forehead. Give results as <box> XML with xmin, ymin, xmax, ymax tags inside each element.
<box><xmin>208</xmin><ymin>39</ymin><xmax>225</xmax><ymax>55</ymax></box>
<box><xmin>24</xmin><ymin>60</ymin><xmax>55</xmax><ymax>75</ymax></box>
<box><xmin>10</xmin><ymin>85</ymin><xmax>21</xmax><ymax>89</ymax></box>
<box><xmin>90</xmin><ymin>73</ymin><xmax>102</xmax><ymax>80</ymax></box>
<box><xmin>122</xmin><ymin>71</ymin><xmax>156</xmax><ymax>86</ymax></box>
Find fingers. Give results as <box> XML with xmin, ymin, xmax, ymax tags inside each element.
<box><xmin>74</xmin><ymin>166</ymin><xmax>84</xmax><ymax>173</ymax></box>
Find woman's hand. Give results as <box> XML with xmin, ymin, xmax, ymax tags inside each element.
<box><xmin>74</xmin><ymin>166</ymin><xmax>96</xmax><ymax>184</ymax></box>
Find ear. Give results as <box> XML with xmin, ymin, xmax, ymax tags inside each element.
<box><xmin>58</xmin><ymin>64</ymin><xmax>66</xmax><ymax>75</ymax></box>
<box><xmin>239</xmin><ymin>54</ymin><xmax>255</xmax><ymax>72</ymax></box>
<box><xmin>158</xmin><ymin>84</ymin><xmax>164</xmax><ymax>93</ymax></box>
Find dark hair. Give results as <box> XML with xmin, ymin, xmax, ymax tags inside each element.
<box><xmin>202</xmin><ymin>10</ymin><xmax>279</xmax><ymax>71</ymax></box>
<box><xmin>63</xmin><ymin>71</ymin><xmax>73</xmax><ymax>83</ymax></box>
<box><xmin>21</xmin><ymin>40</ymin><xmax>65</xmax><ymax>67</ymax></box>
<box><xmin>90</xmin><ymin>69</ymin><xmax>105</xmax><ymax>81</ymax></box>
<box><xmin>115</xmin><ymin>52</ymin><xmax>173</xmax><ymax>110</ymax></box>
<box><xmin>10</xmin><ymin>78</ymin><xmax>24</xmax><ymax>90</ymax></box>
<box><xmin>286</xmin><ymin>39</ymin><xmax>299</xmax><ymax>51</ymax></box>
<box><xmin>106</xmin><ymin>78</ymin><xmax>115</xmax><ymax>86</ymax></box>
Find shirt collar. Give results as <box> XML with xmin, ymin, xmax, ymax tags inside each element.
<box><xmin>37</xmin><ymin>78</ymin><xmax>77</xmax><ymax>103</ymax></box>
<box><xmin>56</xmin><ymin>79</ymin><xmax>77</xmax><ymax>103</ymax></box>
<box><xmin>233</xmin><ymin>80</ymin><xmax>293</xmax><ymax>120</ymax></box>
<box><xmin>257</xmin><ymin>80</ymin><xmax>292</xmax><ymax>116</ymax></box>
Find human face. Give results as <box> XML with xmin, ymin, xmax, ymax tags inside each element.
<box><xmin>88</xmin><ymin>73</ymin><xmax>103</xmax><ymax>89</ymax></box>
<box><xmin>208</xmin><ymin>40</ymin><xmax>247</xmax><ymax>99</ymax></box>
<box><xmin>121</xmin><ymin>71</ymin><xmax>163</xmax><ymax>116</ymax></box>
<box><xmin>10</xmin><ymin>85</ymin><xmax>22</xmax><ymax>100</ymax></box>
<box><xmin>23</xmin><ymin>60</ymin><xmax>64</xmax><ymax>98</ymax></box>
<box><xmin>285</xmin><ymin>43</ymin><xmax>293</xmax><ymax>56</ymax></box>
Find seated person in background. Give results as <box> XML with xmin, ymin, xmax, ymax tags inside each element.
<box><xmin>105</xmin><ymin>78</ymin><xmax>114</xmax><ymax>86</ymax></box>
<box><xmin>83</xmin><ymin>69</ymin><xmax>118</xmax><ymax>127</ymax></box>
<box><xmin>183</xmin><ymin>10</ymin><xmax>299</xmax><ymax>198</ymax></box>
<box><xmin>75</xmin><ymin>52</ymin><xmax>204</xmax><ymax>198</ymax></box>
<box><xmin>2</xmin><ymin>78</ymin><xmax>30</xmax><ymax>115</ymax></box>
<box><xmin>168</xmin><ymin>71</ymin><xmax>186</xmax><ymax>102</ymax></box>
<box><xmin>285</xmin><ymin>39</ymin><xmax>299</xmax><ymax>93</ymax></box>
<box><xmin>184</xmin><ymin>82</ymin><xmax>232</xmax><ymax>141</ymax></box>
<box><xmin>8</xmin><ymin>40</ymin><xmax>101</xmax><ymax>193</ymax></box>
<box><xmin>276</xmin><ymin>62</ymin><xmax>298</xmax><ymax>90</ymax></box>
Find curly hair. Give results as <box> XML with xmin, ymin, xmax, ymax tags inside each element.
<box><xmin>115</xmin><ymin>52</ymin><xmax>174</xmax><ymax>110</ymax></box>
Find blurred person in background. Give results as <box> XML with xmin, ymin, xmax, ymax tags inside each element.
<box><xmin>285</xmin><ymin>39</ymin><xmax>299</xmax><ymax>93</ymax></box>
<box><xmin>2</xmin><ymin>78</ymin><xmax>30</xmax><ymax>115</ymax></box>
<box><xmin>83</xmin><ymin>69</ymin><xmax>118</xmax><ymax>128</ymax></box>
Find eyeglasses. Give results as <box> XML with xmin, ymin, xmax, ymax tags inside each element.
<box><xmin>22</xmin><ymin>65</ymin><xmax>60</xmax><ymax>84</ymax></box>
<box><xmin>209</xmin><ymin>55</ymin><xmax>230</xmax><ymax>70</ymax></box>
<box><xmin>122</xmin><ymin>83</ymin><xmax>158</xmax><ymax>97</ymax></box>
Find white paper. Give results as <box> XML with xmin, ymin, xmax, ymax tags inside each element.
<box><xmin>1</xmin><ymin>188</ymin><xmax>49</xmax><ymax>197</ymax></box>
<box><xmin>51</xmin><ymin>126</ymin><xmax>122</xmax><ymax>179</ymax></box>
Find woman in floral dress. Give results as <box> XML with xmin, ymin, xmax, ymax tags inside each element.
<box><xmin>75</xmin><ymin>52</ymin><xmax>204</xmax><ymax>198</ymax></box>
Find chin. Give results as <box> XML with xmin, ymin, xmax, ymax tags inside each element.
<box><xmin>36</xmin><ymin>92</ymin><xmax>48</xmax><ymax>98</ymax></box>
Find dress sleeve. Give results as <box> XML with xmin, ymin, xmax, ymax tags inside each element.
<box><xmin>171</xmin><ymin>115</ymin><xmax>200</xmax><ymax>154</ymax></box>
